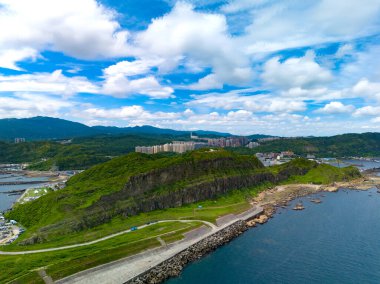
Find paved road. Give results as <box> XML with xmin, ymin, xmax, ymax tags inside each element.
<box><xmin>57</xmin><ymin>206</ymin><xmax>263</xmax><ymax>284</ymax></box>
<box><xmin>0</xmin><ymin>220</ymin><xmax>216</xmax><ymax>255</ymax></box>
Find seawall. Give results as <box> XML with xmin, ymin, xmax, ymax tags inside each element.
<box><xmin>127</xmin><ymin>221</ymin><xmax>248</xmax><ymax>284</ymax></box>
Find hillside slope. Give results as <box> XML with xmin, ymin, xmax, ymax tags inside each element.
<box><xmin>0</xmin><ymin>116</ymin><xmax>232</xmax><ymax>141</ymax></box>
<box><xmin>6</xmin><ymin>149</ymin><xmax>360</xmax><ymax>246</ymax></box>
<box><xmin>255</xmin><ymin>133</ymin><xmax>380</xmax><ymax>157</ymax></box>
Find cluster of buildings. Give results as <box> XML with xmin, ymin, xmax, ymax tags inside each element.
<box><xmin>14</xmin><ymin>138</ymin><xmax>25</xmax><ymax>143</ymax></box>
<box><xmin>0</xmin><ymin>164</ymin><xmax>26</xmax><ymax>171</ymax></box>
<box><xmin>136</xmin><ymin>141</ymin><xmax>207</xmax><ymax>154</ymax></box>
<box><xmin>0</xmin><ymin>214</ymin><xmax>22</xmax><ymax>245</ymax></box>
<box><xmin>206</xmin><ymin>137</ymin><xmax>249</xmax><ymax>148</ymax></box>
<box><xmin>136</xmin><ymin>133</ymin><xmax>252</xmax><ymax>155</ymax></box>
<box><xmin>246</xmin><ymin>141</ymin><xmax>260</xmax><ymax>149</ymax></box>
<box><xmin>256</xmin><ymin>151</ymin><xmax>295</xmax><ymax>166</ymax></box>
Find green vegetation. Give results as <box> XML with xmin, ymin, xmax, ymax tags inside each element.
<box><xmin>285</xmin><ymin>163</ymin><xmax>360</xmax><ymax>184</ymax></box>
<box><xmin>5</xmin><ymin>151</ymin><xmax>359</xmax><ymax>249</ymax></box>
<box><xmin>0</xmin><ymin>221</ymin><xmax>200</xmax><ymax>284</ymax></box>
<box><xmin>0</xmin><ymin>134</ymin><xmax>185</xmax><ymax>170</ymax></box>
<box><xmin>254</xmin><ymin>133</ymin><xmax>380</xmax><ymax>157</ymax></box>
<box><xmin>1</xmin><ymin>151</ymin><xmax>361</xmax><ymax>283</ymax></box>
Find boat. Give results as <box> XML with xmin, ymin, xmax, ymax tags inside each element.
<box><xmin>293</xmin><ymin>202</ymin><xmax>305</xmax><ymax>210</ymax></box>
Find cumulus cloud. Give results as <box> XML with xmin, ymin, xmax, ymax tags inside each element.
<box><xmin>135</xmin><ymin>2</ymin><xmax>253</xmax><ymax>86</ymax></box>
<box><xmin>0</xmin><ymin>70</ymin><xmax>98</xmax><ymax>96</ymax></box>
<box><xmin>102</xmin><ymin>75</ymin><xmax>174</xmax><ymax>99</ymax></box>
<box><xmin>187</xmin><ymin>90</ymin><xmax>306</xmax><ymax>113</ymax></box>
<box><xmin>0</xmin><ymin>63</ymin><xmax>174</xmax><ymax>99</ymax></box>
<box><xmin>101</xmin><ymin>59</ymin><xmax>174</xmax><ymax>98</ymax></box>
<box><xmin>354</xmin><ymin>106</ymin><xmax>380</xmax><ymax>117</ymax></box>
<box><xmin>103</xmin><ymin>58</ymin><xmax>163</xmax><ymax>77</ymax></box>
<box><xmin>351</xmin><ymin>79</ymin><xmax>380</xmax><ymax>101</ymax></box>
<box><xmin>241</xmin><ymin>0</ymin><xmax>380</xmax><ymax>54</ymax></box>
<box><xmin>0</xmin><ymin>93</ymin><xmax>73</xmax><ymax>118</ymax></box>
<box><xmin>262</xmin><ymin>51</ymin><xmax>333</xmax><ymax>90</ymax></box>
<box><xmin>0</xmin><ymin>0</ymin><xmax>132</xmax><ymax>70</ymax></box>
<box><xmin>187</xmin><ymin>74</ymin><xmax>223</xmax><ymax>90</ymax></box>
<box><xmin>315</xmin><ymin>101</ymin><xmax>355</xmax><ymax>114</ymax></box>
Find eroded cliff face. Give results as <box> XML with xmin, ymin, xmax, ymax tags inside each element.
<box><xmin>21</xmin><ymin>157</ymin><xmax>310</xmax><ymax>244</ymax></box>
<box><xmin>71</xmin><ymin>158</ymin><xmax>309</xmax><ymax>231</ymax></box>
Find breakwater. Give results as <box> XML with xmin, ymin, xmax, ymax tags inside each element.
<box><xmin>0</xmin><ymin>180</ymin><xmax>47</xmax><ymax>186</ymax></box>
<box><xmin>127</xmin><ymin>220</ymin><xmax>248</xmax><ymax>284</ymax></box>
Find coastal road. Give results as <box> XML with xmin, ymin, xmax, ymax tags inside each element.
<box><xmin>57</xmin><ymin>206</ymin><xmax>263</xmax><ymax>284</ymax></box>
<box><xmin>0</xmin><ymin>220</ymin><xmax>217</xmax><ymax>255</ymax></box>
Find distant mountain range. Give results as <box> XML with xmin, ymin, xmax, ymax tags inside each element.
<box><xmin>0</xmin><ymin>116</ymin><xmax>247</xmax><ymax>141</ymax></box>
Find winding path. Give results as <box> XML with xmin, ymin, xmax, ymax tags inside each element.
<box><xmin>0</xmin><ymin>220</ymin><xmax>217</xmax><ymax>255</ymax></box>
<box><xmin>57</xmin><ymin>205</ymin><xmax>263</xmax><ymax>284</ymax></box>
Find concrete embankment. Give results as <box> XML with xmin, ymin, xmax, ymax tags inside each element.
<box><xmin>57</xmin><ymin>206</ymin><xmax>262</xmax><ymax>284</ymax></box>
<box><xmin>128</xmin><ymin>221</ymin><xmax>248</xmax><ymax>284</ymax></box>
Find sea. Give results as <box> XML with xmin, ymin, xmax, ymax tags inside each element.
<box><xmin>0</xmin><ymin>173</ymin><xmax>49</xmax><ymax>212</ymax></box>
<box><xmin>166</xmin><ymin>159</ymin><xmax>380</xmax><ymax>284</ymax></box>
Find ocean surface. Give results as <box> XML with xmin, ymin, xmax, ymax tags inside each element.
<box><xmin>167</xmin><ymin>188</ymin><xmax>380</xmax><ymax>284</ymax></box>
<box><xmin>327</xmin><ymin>158</ymin><xmax>380</xmax><ymax>171</ymax></box>
<box><xmin>0</xmin><ymin>173</ymin><xmax>49</xmax><ymax>212</ymax></box>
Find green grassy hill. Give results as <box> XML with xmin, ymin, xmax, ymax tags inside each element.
<box><xmin>6</xmin><ymin>149</ymin><xmax>360</xmax><ymax>247</ymax></box>
<box><xmin>0</xmin><ymin>134</ymin><xmax>181</xmax><ymax>170</ymax></box>
<box><xmin>254</xmin><ymin>133</ymin><xmax>380</xmax><ymax>157</ymax></box>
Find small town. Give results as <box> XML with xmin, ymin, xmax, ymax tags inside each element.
<box><xmin>0</xmin><ymin>212</ymin><xmax>22</xmax><ymax>245</ymax></box>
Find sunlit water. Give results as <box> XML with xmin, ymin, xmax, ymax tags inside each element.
<box><xmin>0</xmin><ymin>173</ymin><xmax>49</xmax><ymax>212</ymax></box>
<box><xmin>167</xmin><ymin>188</ymin><xmax>380</xmax><ymax>284</ymax></box>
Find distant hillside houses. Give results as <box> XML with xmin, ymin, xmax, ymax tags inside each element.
<box><xmin>136</xmin><ymin>136</ymin><xmax>250</xmax><ymax>154</ymax></box>
<box><xmin>136</xmin><ymin>141</ymin><xmax>207</xmax><ymax>154</ymax></box>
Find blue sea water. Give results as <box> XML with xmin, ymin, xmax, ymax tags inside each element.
<box><xmin>167</xmin><ymin>188</ymin><xmax>380</xmax><ymax>284</ymax></box>
<box><xmin>0</xmin><ymin>173</ymin><xmax>49</xmax><ymax>212</ymax></box>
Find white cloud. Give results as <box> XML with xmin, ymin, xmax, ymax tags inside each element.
<box><xmin>0</xmin><ymin>70</ymin><xmax>98</xmax><ymax>96</ymax></box>
<box><xmin>0</xmin><ymin>48</ymin><xmax>38</xmax><ymax>71</ymax></box>
<box><xmin>187</xmin><ymin>90</ymin><xmax>306</xmax><ymax>113</ymax></box>
<box><xmin>135</xmin><ymin>2</ymin><xmax>253</xmax><ymax>86</ymax></box>
<box><xmin>103</xmin><ymin>58</ymin><xmax>163</xmax><ymax>77</ymax></box>
<box><xmin>354</xmin><ymin>106</ymin><xmax>380</xmax><ymax>117</ymax></box>
<box><xmin>352</xmin><ymin>79</ymin><xmax>380</xmax><ymax>101</ymax></box>
<box><xmin>242</xmin><ymin>0</ymin><xmax>380</xmax><ymax>54</ymax></box>
<box><xmin>100</xmin><ymin>59</ymin><xmax>174</xmax><ymax>99</ymax></box>
<box><xmin>340</xmin><ymin>44</ymin><xmax>380</xmax><ymax>83</ymax></box>
<box><xmin>0</xmin><ymin>93</ymin><xmax>73</xmax><ymax>118</ymax></box>
<box><xmin>102</xmin><ymin>74</ymin><xmax>174</xmax><ymax>99</ymax></box>
<box><xmin>262</xmin><ymin>51</ymin><xmax>333</xmax><ymax>90</ymax></box>
<box><xmin>0</xmin><ymin>64</ymin><xmax>174</xmax><ymax>99</ymax></box>
<box><xmin>315</xmin><ymin>101</ymin><xmax>355</xmax><ymax>114</ymax></box>
<box><xmin>221</xmin><ymin>0</ymin><xmax>267</xmax><ymax>14</ymax></box>
<box><xmin>336</xmin><ymin>44</ymin><xmax>354</xmax><ymax>58</ymax></box>
<box><xmin>0</xmin><ymin>0</ymin><xmax>132</xmax><ymax>70</ymax></box>
<box><xmin>187</xmin><ymin>74</ymin><xmax>223</xmax><ymax>90</ymax></box>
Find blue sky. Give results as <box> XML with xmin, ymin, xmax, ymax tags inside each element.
<box><xmin>0</xmin><ymin>0</ymin><xmax>380</xmax><ymax>136</ymax></box>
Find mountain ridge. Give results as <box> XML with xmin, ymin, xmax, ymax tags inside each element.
<box><xmin>0</xmin><ymin>116</ymin><xmax>240</xmax><ymax>141</ymax></box>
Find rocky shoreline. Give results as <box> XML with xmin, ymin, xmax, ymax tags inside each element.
<box><xmin>248</xmin><ymin>174</ymin><xmax>380</xmax><ymax>225</ymax></box>
<box><xmin>127</xmin><ymin>220</ymin><xmax>248</xmax><ymax>284</ymax></box>
<box><xmin>123</xmin><ymin>175</ymin><xmax>380</xmax><ymax>284</ymax></box>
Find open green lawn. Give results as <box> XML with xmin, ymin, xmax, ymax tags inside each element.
<box><xmin>0</xmin><ymin>184</ymin><xmax>268</xmax><ymax>283</ymax></box>
<box><xmin>4</xmin><ymin>183</ymin><xmax>268</xmax><ymax>251</ymax></box>
<box><xmin>1</xmin><ymin>221</ymin><xmax>201</xmax><ymax>284</ymax></box>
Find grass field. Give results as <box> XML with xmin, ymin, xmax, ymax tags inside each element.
<box><xmin>0</xmin><ymin>184</ymin><xmax>269</xmax><ymax>283</ymax></box>
<box><xmin>3</xmin><ymin>183</ymin><xmax>268</xmax><ymax>251</ymax></box>
<box><xmin>1</xmin><ymin>221</ymin><xmax>201</xmax><ymax>284</ymax></box>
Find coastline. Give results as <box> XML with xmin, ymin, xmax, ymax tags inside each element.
<box><xmin>250</xmin><ymin>174</ymin><xmax>380</xmax><ymax>223</ymax></box>
<box><xmin>56</xmin><ymin>175</ymin><xmax>380</xmax><ymax>284</ymax></box>
<box><xmin>124</xmin><ymin>174</ymin><xmax>380</xmax><ymax>284</ymax></box>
